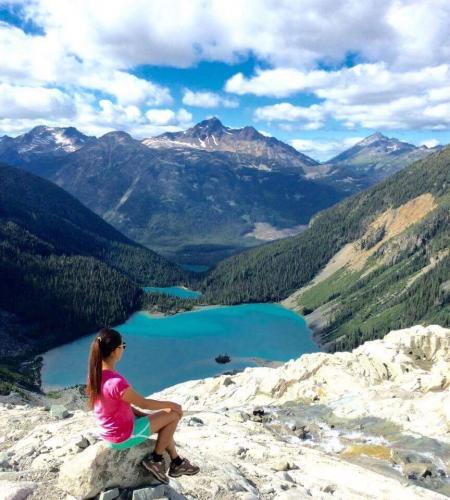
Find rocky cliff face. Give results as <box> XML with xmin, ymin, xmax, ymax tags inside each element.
<box><xmin>0</xmin><ymin>325</ymin><xmax>449</xmax><ymax>499</ymax></box>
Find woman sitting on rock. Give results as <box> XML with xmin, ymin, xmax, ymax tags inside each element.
<box><xmin>86</xmin><ymin>327</ymin><xmax>199</xmax><ymax>484</ymax></box>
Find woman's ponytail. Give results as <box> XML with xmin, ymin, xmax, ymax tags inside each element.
<box><xmin>86</xmin><ymin>328</ymin><xmax>122</xmax><ymax>410</ymax></box>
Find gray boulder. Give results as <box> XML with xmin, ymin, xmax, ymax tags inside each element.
<box><xmin>50</xmin><ymin>405</ymin><xmax>69</xmax><ymax>419</ymax></box>
<box><xmin>0</xmin><ymin>480</ymin><xmax>37</xmax><ymax>500</ymax></box>
<box><xmin>58</xmin><ymin>439</ymin><xmax>161</xmax><ymax>499</ymax></box>
<box><xmin>99</xmin><ymin>487</ymin><xmax>120</xmax><ymax>500</ymax></box>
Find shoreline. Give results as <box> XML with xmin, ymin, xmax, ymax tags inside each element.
<box><xmin>143</xmin><ymin>303</ymin><xmax>225</xmax><ymax>318</ymax></box>
<box><xmin>34</xmin><ymin>296</ymin><xmax>323</xmax><ymax>396</ymax></box>
<box><xmin>279</xmin><ymin>298</ymin><xmax>327</xmax><ymax>351</ymax></box>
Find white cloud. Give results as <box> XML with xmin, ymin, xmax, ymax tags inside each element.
<box><xmin>3</xmin><ymin>2</ymin><xmax>450</xmax><ymax>72</ymax></box>
<box><xmin>1</xmin><ymin>1</ymin><xmax>450</xmax><ymax>135</ymax></box>
<box><xmin>227</xmin><ymin>64</ymin><xmax>450</xmax><ymax>105</ymax></box>
<box><xmin>254</xmin><ymin>102</ymin><xmax>326</xmax><ymax>130</ymax></box>
<box><xmin>74</xmin><ymin>101</ymin><xmax>193</xmax><ymax>138</ymax></box>
<box><xmin>419</xmin><ymin>138</ymin><xmax>440</xmax><ymax>148</ymax></box>
<box><xmin>145</xmin><ymin>108</ymin><xmax>193</xmax><ymax>126</ymax></box>
<box><xmin>0</xmin><ymin>90</ymin><xmax>193</xmax><ymax>138</ymax></box>
<box><xmin>182</xmin><ymin>89</ymin><xmax>238</xmax><ymax>108</ymax></box>
<box><xmin>0</xmin><ymin>83</ymin><xmax>75</xmax><ymax>119</ymax></box>
<box><xmin>291</xmin><ymin>137</ymin><xmax>363</xmax><ymax>161</ymax></box>
<box><xmin>24</xmin><ymin>0</ymin><xmax>450</xmax><ymax>70</ymax></box>
<box><xmin>250</xmin><ymin>64</ymin><xmax>450</xmax><ymax>130</ymax></box>
<box><xmin>0</xmin><ymin>22</ymin><xmax>173</xmax><ymax>108</ymax></box>
<box><xmin>225</xmin><ymin>68</ymin><xmax>330</xmax><ymax>97</ymax></box>
<box><xmin>78</xmin><ymin>70</ymin><xmax>173</xmax><ymax>107</ymax></box>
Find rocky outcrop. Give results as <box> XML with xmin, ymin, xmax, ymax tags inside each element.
<box><xmin>155</xmin><ymin>325</ymin><xmax>450</xmax><ymax>440</ymax></box>
<box><xmin>58</xmin><ymin>440</ymin><xmax>159</xmax><ymax>498</ymax></box>
<box><xmin>0</xmin><ymin>325</ymin><xmax>449</xmax><ymax>499</ymax></box>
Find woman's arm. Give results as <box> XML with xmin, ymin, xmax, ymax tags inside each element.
<box><xmin>122</xmin><ymin>386</ymin><xmax>183</xmax><ymax>416</ymax></box>
<box><xmin>131</xmin><ymin>406</ymin><xmax>149</xmax><ymax>417</ymax></box>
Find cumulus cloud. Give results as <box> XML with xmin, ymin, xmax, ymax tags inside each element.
<box><xmin>0</xmin><ymin>83</ymin><xmax>75</xmax><ymax>119</ymax></box>
<box><xmin>250</xmin><ymin>64</ymin><xmax>450</xmax><ymax>130</ymax></box>
<box><xmin>73</xmin><ymin>101</ymin><xmax>193</xmax><ymax>138</ymax></box>
<box><xmin>1</xmin><ymin>0</ymin><xmax>450</xmax><ymax>135</ymax></box>
<box><xmin>226</xmin><ymin>64</ymin><xmax>450</xmax><ymax>101</ymax></box>
<box><xmin>0</xmin><ymin>90</ymin><xmax>193</xmax><ymax>138</ymax></box>
<box><xmin>254</xmin><ymin>103</ymin><xmax>326</xmax><ymax>130</ymax></box>
<box><xmin>145</xmin><ymin>108</ymin><xmax>193</xmax><ymax>126</ymax></box>
<box><xmin>291</xmin><ymin>137</ymin><xmax>364</xmax><ymax>161</ymax></box>
<box><xmin>0</xmin><ymin>22</ymin><xmax>173</xmax><ymax>107</ymax></box>
<box><xmin>419</xmin><ymin>138</ymin><xmax>440</xmax><ymax>148</ymax></box>
<box><xmin>182</xmin><ymin>89</ymin><xmax>238</xmax><ymax>108</ymax></box>
<box><xmin>22</xmin><ymin>0</ymin><xmax>450</xmax><ymax>70</ymax></box>
<box><xmin>78</xmin><ymin>71</ymin><xmax>173</xmax><ymax>107</ymax></box>
<box><xmin>0</xmin><ymin>15</ymin><xmax>173</xmax><ymax>136</ymax></box>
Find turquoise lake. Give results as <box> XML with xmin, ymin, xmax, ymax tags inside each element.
<box><xmin>41</xmin><ymin>298</ymin><xmax>317</xmax><ymax>396</ymax></box>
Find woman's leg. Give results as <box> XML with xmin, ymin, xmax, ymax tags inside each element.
<box><xmin>166</xmin><ymin>436</ymin><xmax>178</xmax><ymax>460</ymax></box>
<box><xmin>148</xmin><ymin>410</ymin><xmax>181</xmax><ymax>456</ymax></box>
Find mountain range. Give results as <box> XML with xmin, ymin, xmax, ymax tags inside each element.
<box><xmin>143</xmin><ymin>116</ymin><xmax>318</xmax><ymax>170</ymax></box>
<box><xmin>0</xmin><ymin>121</ymin><xmax>343</xmax><ymax>264</ymax></box>
<box><xmin>306</xmin><ymin>132</ymin><xmax>441</xmax><ymax>192</ymax></box>
<box><xmin>0</xmin><ymin>120</ymin><xmax>441</xmax><ymax>264</ymax></box>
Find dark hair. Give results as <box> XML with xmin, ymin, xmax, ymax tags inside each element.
<box><xmin>86</xmin><ymin>327</ymin><xmax>123</xmax><ymax>410</ymax></box>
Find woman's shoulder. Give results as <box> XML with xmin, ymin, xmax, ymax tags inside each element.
<box><xmin>102</xmin><ymin>370</ymin><xmax>129</xmax><ymax>387</ymax></box>
<box><xmin>103</xmin><ymin>369</ymin><xmax>126</xmax><ymax>380</ymax></box>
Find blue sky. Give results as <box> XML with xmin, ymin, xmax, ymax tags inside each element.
<box><xmin>1</xmin><ymin>0</ymin><xmax>449</xmax><ymax>161</ymax></box>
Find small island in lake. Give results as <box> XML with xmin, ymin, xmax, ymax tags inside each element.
<box><xmin>215</xmin><ymin>353</ymin><xmax>231</xmax><ymax>364</ymax></box>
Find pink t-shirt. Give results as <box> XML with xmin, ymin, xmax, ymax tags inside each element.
<box><xmin>93</xmin><ymin>369</ymin><xmax>135</xmax><ymax>443</ymax></box>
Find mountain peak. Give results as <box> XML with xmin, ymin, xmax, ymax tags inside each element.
<box><xmin>358</xmin><ymin>132</ymin><xmax>388</xmax><ymax>146</ymax></box>
<box><xmin>197</xmin><ymin>116</ymin><xmax>223</xmax><ymax>126</ymax></box>
<box><xmin>99</xmin><ymin>131</ymin><xmax>134</xmax><ymax>143</ymax></box>
<box><xmin>11</xmin><ymin>125</ymin><xmax>91</xmax><ymax>155</ymax></box>
<box><xmin>28</xmin><ymin>125</ymin><xmax>52</xmax><ymax>135</ymax></box>
<box><xmin>191</xmin><ymin>117</ymin><xmax>226</xmax><ymax>134</ymax></box>
<box><xmin>145</xmin><ymin>119</ymin><xmax>318</xmax><ymax>168</ymax></box>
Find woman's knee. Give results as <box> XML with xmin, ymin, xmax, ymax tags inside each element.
<box><xmin>171</xmin><ymin>410</ymin><xmax>181</xmax><ymax>423</ymax></box>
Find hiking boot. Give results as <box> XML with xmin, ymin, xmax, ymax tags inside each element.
<box><xmin>168</xmin><ymin>457</ymin><xmax>200</xmax><ymax>477</ymax></box>
<box><xmin>141</xmin><ymin>457</ymin><xmax>169</xmax><ymax>484</ymax></box>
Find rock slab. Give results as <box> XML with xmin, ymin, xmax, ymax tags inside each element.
<box><xmin>58</xmin><ymin>440</ymin><xmax>159</xmax><ymax>499</ymax></box>
<box><xmin>0</xmin><ymin>480</ymin><xmax>37</xmax><ymax>500</ymax></box>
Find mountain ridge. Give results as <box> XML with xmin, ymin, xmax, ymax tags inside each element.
<box><xmin>46</xmin><ymin>125</ymin><xmax>344</xmax><ymax>265</ymax></box>
<box><xmin>313</xmin><ymin>132</ymin><xmax>441</xmax><ymax>193</ymax></box>
<box><xmin>0</xmin><ymin>122</ymin><xmax>443</xmax><ymax>263</ymax></box>
<box><xmin>0</xmin><ymin>162</ymin><xmax>186</xmax><ymax>373</ymax></box>
<box><xmin>201</xmin><ymin>145</ymin><xmax>450</xmax><ymax>350</ymax></box>
<box><xmin>142</xmin><ymin>117</ymin><xmax>318</xmax><ymax>171</ymax></box>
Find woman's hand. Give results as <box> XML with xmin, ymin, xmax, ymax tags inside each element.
<box><xmin>121</xmin><ymin>388</ymin><xmax>183</xmax><ymax>416</ymax></box>
<box><xmin>163</xmin><ymin>401</ymin><xmax>183</xmax><ymax>417</ymax></box>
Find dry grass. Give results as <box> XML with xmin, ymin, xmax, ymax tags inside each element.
<box><xmin>282</xmin><ymin>193</ymin><xmax>436</xmax><ymax>308</ymax></box>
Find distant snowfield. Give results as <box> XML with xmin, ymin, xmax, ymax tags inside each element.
<box><xmin>245</xmin><ymin>222</ymin><xmax>308</xmax><ymax>241</ymax></box>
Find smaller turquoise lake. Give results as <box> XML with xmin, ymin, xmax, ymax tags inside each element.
<box><xmin>41</xmin><ymin>288</ymin><xmax>317</xmax><ymax>396</ymax></box>
<box><xmin>143</xmin><ymin>286</ymin><xmax>202</xmax><ymax>299</ymax></box>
